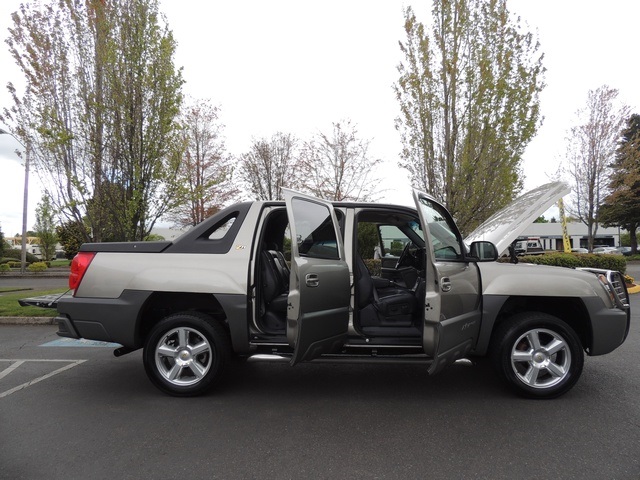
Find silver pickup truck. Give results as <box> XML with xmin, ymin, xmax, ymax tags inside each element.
<box><xmin>28</xmin><ymin>182</ymin><xmax>630</xmax><ymax>398</ymax></box>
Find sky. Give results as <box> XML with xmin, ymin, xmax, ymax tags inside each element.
<box><xmin>1</xmin><ymin>0</ymin><xmax>639</xmax><ymax>237</ymax></box>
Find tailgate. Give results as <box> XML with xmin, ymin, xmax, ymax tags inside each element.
<box><xmin>19</xmin><ymin>292</ymin><xmax>72</xmax><ymax>309</ymax></box>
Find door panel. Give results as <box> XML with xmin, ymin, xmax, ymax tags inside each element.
<box><xmin>412</xmin><ymin>190</ymin><xmax>482</xmax><ymax>375</ymax></box>
<box><xmin>283</xmin><ymin>189</ymin><xmax>350</xmax><ymax>365</ymax></box>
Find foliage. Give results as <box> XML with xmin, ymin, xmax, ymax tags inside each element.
<box><xmin>34</xmin><ymin>194</ymin><xmax>58</xmax><ymax>261</ymax></box>
<box><xmin>357</xmin><ymin>222</ymin><xmax>380</xmax><ymax>259</ymax></box>
<box><xmin>299</xmin><ymin>120</ymin><xmax>382</xmax><ymax>201</ymax></box>
<box><xmin>565</xmin><ymin>86</ymin><xmax>629</xmax><ymax>251</ymax></box>
<box><xmin>507</xmin><ymin>253</ymin><xmax>627</xmax><ymax>274</ymax></box>
<box><xmin>2</xmin><ymin>0</ymin><xmax>184</xmax><ymax>242</ymax></box>
<box><xmin>394</xmin><ymin>0</ymin><xmax>544</xmax><ymax>235</ymax></box>
<box><xmin>0</xmin><ymin>264</ymin><xmax>10</xmax><ymax>272</ymax></box>
<box><xmin>362</xmin><ymin>258</ymin><xmax>382</xmax><ymax>277</ymax></box>
<box><xmin>1</xmin><ymin>248</ymin><xmax>39</xmax><ymax>263</ymax></box>
<box><xmin>27</xmin><ymin>261</ymin><xmax>48</xmax><ymax>272</ymax></box>
<box><xmin>167</xmin><ymin>99</ymin><xmax>238</xmax><ymax>228</ymax></box>
<box><xmin>56</xmin><ymin>221</ymin><xmax>90</xmax><ymax>259</ymax></box>
<box><xmin>599</xmin><ymin>114</ymin><xmax>640</xmax><ymax>254</ymax></box>
<box><xmin>239</xmin><ymin>133</ymin><xmax>300</xmax><ymax>200</ymax></box>
<box><xmin>624</xmin><ymin>274</ymin><xmax>634</xmax><ymax>285</ymax></box>
<box><xmin>0</xmin><ymin>223</ymin><xmax>4</xmax><ymax>258</ymax></box>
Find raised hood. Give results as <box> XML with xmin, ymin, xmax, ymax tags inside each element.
<box><xmin>464</xmin><ymin>181</ymin><xmax>571</xmax><ymax>255</ymax></box>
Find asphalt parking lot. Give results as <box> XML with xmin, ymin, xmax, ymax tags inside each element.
<box><xmin>0</xmin><ymin>289</ymin><xmax>639</xmax><ymax>480</ymax></box>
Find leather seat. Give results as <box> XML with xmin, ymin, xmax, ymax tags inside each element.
<box><xmin>354</xmin><ymin>255</ymin><xmax>417</xmax><ymax>327</ymax></box>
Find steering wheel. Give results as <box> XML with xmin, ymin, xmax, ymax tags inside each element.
<box><xmin>396</xmin><ymin>242</ymin><xmax>418</xmax><ymax>269</ymax></box>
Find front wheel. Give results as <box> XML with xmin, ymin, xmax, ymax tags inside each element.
<box><xmin>143</xmin><ymin>312</ymin><xmax>230</xmax><ymax>396</ymax></box>
<box><xmin>490</xmin><ymin>313</ymin><xmax>584</xmax><ymax>399</ymax></box>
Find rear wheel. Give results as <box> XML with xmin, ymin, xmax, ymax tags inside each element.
<box><xmin>143</xmin><ymin>312</ymin><xmax>230</xmax><ymax>396</ymax></box>
<box><xmin>490</xmin><ymin>312</ymin><xmax>584</xmax><ymax>399</ymax></box>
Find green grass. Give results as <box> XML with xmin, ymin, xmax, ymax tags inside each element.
<box><xmin>50</xmin><ymin>259</ymin><xmax>71</xmax><ymax>267</ymax></box>
<box><xmin>0</xmin><ymin>288</ymin><xmax>67</xmax><ymax>317</ymax></box>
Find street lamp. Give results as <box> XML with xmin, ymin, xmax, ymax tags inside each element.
<box><xmin>0</xmin><ymin>128</ymin><xmax>30</xmax><ymax>274</ymax></box>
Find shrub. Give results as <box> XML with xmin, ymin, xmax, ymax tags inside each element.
<box><xmin>2</xmin><ymin>248</ymin><xmax>39</xmax><ymax>263</ymax></box>
<box><xmin>363</xmin><ymin>258</ymin><xmax>382</xmax><ymax>276</ymax></box>
<box><xmin>27</xmin><ymin>262</ymin><xmax>48</xmax><ymax>272</ymax></box>
<box><xmin>500</xmin><ymin>253</ymin><xmax>627</xmax><ymax>274</ymax></box>
<box><xmin>0</xmin><ymin>264</ymin><xmax>10</xmax><ymax>272</ymax></box>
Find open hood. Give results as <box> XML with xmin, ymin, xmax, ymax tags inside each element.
<box><xmin>464</xmin><ymin>181</ymin><xmax>571</xmax><ymax>255</ymax></box>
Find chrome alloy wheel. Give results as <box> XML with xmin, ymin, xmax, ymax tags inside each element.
<box><xmin>155</xmin><ymin>327</ymin><xmax>213</xmax><ymax>386</ymax></box>
<box><xmin>510</xmin><ymin>328</ymin><xmax>572</xmax><ymax>389</ymax></box>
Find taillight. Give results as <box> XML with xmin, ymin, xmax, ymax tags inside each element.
<box><xmin>69</xmin><ymin>251</ymin><xmax>96</xmax><ymax>292</ymax></box>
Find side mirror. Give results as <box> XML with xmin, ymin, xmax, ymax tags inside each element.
<box><xmin>469</xmin><ymin>241</ymin><xmax>498</xmax><ymax>262</ymax></box>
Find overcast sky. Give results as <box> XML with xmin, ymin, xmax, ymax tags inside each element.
<box><xmin>1</xmin><ymin>0</ymin><xmax>639</xmax><ymax>237</ymax></box>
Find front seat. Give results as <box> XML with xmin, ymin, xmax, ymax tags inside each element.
<box><xmin>354</xmin><ymin>256</ymin><xmax>417</xmax><ymax>328</ymax></box>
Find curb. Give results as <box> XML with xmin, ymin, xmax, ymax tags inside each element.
<box><xmin>628</xmin><ymin>284</ymin><xmax>640</xmax><ymax>294</ymax></box>
<box><xmin>0</xmin><ymin>317</ymin><xmax>56</xmax><ymax>325</ymax></box>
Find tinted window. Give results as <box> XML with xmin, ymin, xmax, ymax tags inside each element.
<box><xmin>292</xmin><ymin>199</ymin><xmax>340</xmax><ymax>259</ymax></box>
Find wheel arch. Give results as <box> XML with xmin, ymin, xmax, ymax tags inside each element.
<box><xmin>137</xmin><ymin>292</ymin><xmax>229</xmax><ymax>348</ymax></box>
<box><xmin>476</xmin><ymin>295</ymin><xmax>593</xmax><ymax>355</ymax></box>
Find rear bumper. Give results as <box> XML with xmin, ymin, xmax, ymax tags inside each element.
<box><xmin>55</xmin><ymin>290</ymin><xmax>152</xmax><ymax>348</ymax></box>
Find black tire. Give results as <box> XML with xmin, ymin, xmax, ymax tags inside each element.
<box><xmin>143</xmin><ymin>312</ymin><xmax>231</xmax><ymax>396</ymax></box>
<box><xmin>490</xmin><ymin>312</ymin><xmax>584</xmax><ymax>399</ymax></box>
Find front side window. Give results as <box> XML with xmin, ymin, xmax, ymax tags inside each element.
<box><xmin>417</xmin><ymin>198</ymin><xmax>463</xmax><ymax>260</ymax></box>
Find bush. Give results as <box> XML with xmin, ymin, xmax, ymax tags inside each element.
<box><xmin>363</xmin><ymin>258</ymin><xmax>382</xmax><ymax>277</ymax></box>
<box><xmin>27</xmin><ymin>261</ymin><xmax>48</xmax><ymax>272</ymax></box>
<box><xmin>500</xmin><ymin>253</ymin><xmax>627</xmax><ymax>274</ymax></box>
<box><xmin>0</xmin><ymin>264</ymin><xmax>10</xmax><ymax>272</ymax></box>
<box><xmin>2</xmin><ymin>248</ymin><xmax>39</xmax><ymax>263</ymax></box>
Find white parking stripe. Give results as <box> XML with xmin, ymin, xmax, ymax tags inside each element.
<box><xmin>0</xmin><ymin>359</ymin><xmax>87</xmax><ymax>398</ymax></box>
<box><xmin>0</xmin><ymin>360</ymin><xmax>26</xmax><ymax>381</ymax></box>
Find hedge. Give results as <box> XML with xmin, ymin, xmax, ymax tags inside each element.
<box><xmin>501</xmin><ymin>253</ymin><xmax>626</xmax><ymax>274</ymax></box>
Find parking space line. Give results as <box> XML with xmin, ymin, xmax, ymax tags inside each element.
<box><xmin>0</xmin><ymin>359</ymin><xmax>87</xmax><ymax>399</ymax></box>
<box><xmin>0</xmin><ymin>360</ymin><xmax>26</xmax><ymax>381</ymax></box>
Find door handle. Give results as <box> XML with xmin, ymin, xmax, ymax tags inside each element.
<box><xmin>440</xmin><ymin>277</ymin><xmax>452</xmax><ymax>292</ymax></box>
<box><xmin>306</xmin><ymin>273</ymin><xmax>319</xmax><ymax>287</ymax></box>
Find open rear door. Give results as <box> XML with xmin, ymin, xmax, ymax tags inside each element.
<box><xmin>413</xmin><ymin>190</ymin><xmax>482</xmax><ymax>375</ymax></box>
<box><xmin>283</xmin><ymin>189</ymin><xmax>350</xmax><ymax>365</ymax></box>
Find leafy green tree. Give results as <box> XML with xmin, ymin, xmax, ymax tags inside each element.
<box><xmin>2</xmin><ymin>0</ymin><xmax>184</xmax><ymax>242</ymax></box>
<box><xmin>599</xmin><ymin>114</ymin><xmax>640</xmax><ymax>254</ymax></box>
<box><xmin>56</xmin><ymin>221</ymin><xmax>90</xmax><ymax>260</ymax></box>
<box><xmin>394</xmin><ymin>1</ymin><xmax>544</xmax><ymax>234</ymax></box>
<box><xmin>34</xmin><ymin>195</ymin><xmax>58</xmax><ymax>261</ymax></box>
<box><xmin>357</xmin><ymin>222</ymin><xmax>380</xmax><ymax>259</ymax></box>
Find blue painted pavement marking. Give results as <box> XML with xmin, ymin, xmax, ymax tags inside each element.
<box><xmin>41</xmin><ymin>338</ymin><xmax>122</xmax><ymax>348</ymax></box>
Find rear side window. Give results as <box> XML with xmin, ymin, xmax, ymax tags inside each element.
<box><xmin>208</xmin><ymin>215</ymin><xmax>237</xmax><ymax>240</ymax></box>
<box><xmin>292</xmin><ymin>199</ymin><xmax>340</xmax><ymax>260</ymax></box>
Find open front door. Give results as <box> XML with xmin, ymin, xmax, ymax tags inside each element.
<box><xmin>283</xmin><ymin>189</ymin><xmax>350</xmax><ymax>365</ymax></box>
<box><xmin>413</xmin><ymin>190</ymin><xmax>483</xmax><ymax>375</ymax></box>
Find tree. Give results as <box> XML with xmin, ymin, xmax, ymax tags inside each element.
<box><xmin>2</xmin><ymin>0</ymin><xmax>184</xmax><ymax>243</ymax></box>
<box><xmin>0</xmin><ymin>223</ymin><xmax>5</xmax><ymax>258</ymax></box>
<box><xmin>56</xmin><ymin>221</ymin><xmax>90</xmax><ymax>260</ymax></box>
<box><xmin>599</xmin><ymin>114</ymin><xmax>640</xmax><ymax>254</ymax></box>
<box><xmin>239</xmin><ymin>133</ymin><xmax>299</xmax><ymax>201</ymax></box>
<box><xmin>299</xmin><ymin>120</ymin><xmax>382</xmax><ymax>201</ymax></box>
<box><xmin>394</xmin><ymin>1</ymin><xmax>544</xmax><ymax>234</ymax></box>
<box><xmin>34</xmin><ymin>195</ymin><xmax>58</xmax><ymax>261</ymax></box>
<box><xmin>166</xmin><ymin>99</ymin><xmax>238</xmax><ymax>228</ymax></box>
<box><xmin>566</xmin><ymin>86</ymin><xmax>629</xmax><ymax>251</ymax></box>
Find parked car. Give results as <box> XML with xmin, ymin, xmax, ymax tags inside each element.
<box><xmin>571</xmin><ymin>248</ymin><xmax>588</xmax><ymax>254</ymax></box>
<box><xmin>593</xmin><ymin>247</ymin><xmax>622</xmax><ymax>255</ymax></box>
<box><xmin>615</xmin><ymin>247</ymin><xmax>632</xmax><ymax>256</ymax></box>
<box><xmin>20</xmin><ymin>182</ymin><xmax>630</xmax><ymax>399</ymax></box>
